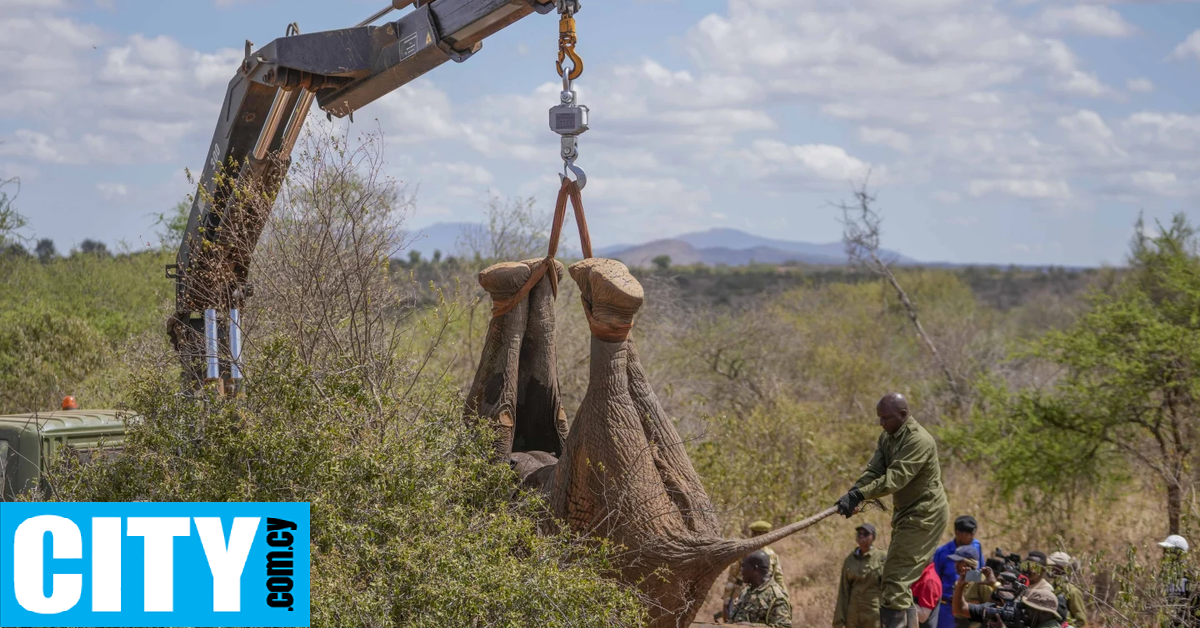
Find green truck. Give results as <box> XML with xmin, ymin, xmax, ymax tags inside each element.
<box><xmin>0</xmin><ymin>409</ymin><xmax>131</xmax><ymax>501</ymax></box>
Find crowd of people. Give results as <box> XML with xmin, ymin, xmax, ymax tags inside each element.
<box><xmin>713</xmin><ymin>393</ymin><xmax>1200</xmax><ymax>628</ymax></box>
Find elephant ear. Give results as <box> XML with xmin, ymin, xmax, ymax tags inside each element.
<box><xmin>464</xmin><ymin>259</ymin><xmax>567</xmax><ymax>462</ymax></box>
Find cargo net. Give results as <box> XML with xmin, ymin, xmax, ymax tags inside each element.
<box><xmin>463</xmin><ymin>178</ymin><xmax>828</xmax><ymax>628</ymax></box>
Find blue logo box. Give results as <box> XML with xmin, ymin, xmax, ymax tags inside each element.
<box><xmin>0</xmin><ymin>502</ymin><xmax>310</xmax><ymax>627</ymax></box>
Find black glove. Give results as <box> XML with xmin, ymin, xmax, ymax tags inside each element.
<box><xmin>835</xmin><ymin>488</ymin><xmax>864</xmax><ymax>518</ymax></box>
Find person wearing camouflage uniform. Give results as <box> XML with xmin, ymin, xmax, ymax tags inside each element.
<box><xmin>834</xmin><ymin>523</ymin><xmax>885</xmax><ymax>628</ymax></box>
<box><xmin>730</xmin><ymin>550</ymin><xmax>793</xmax><ymax>628</ymax></box>
<box><xmin>1048</xmin><ymin>551</ymin><xmax>1087</xmax><ymax>627</ymax></box>
<box><xmin>720</xmin><ymin>520</ymin><xmax>788</xmax><ymax>621</ymax></box>
<box><xmin>835</xmin><ymin>393</ymin><xmax>950</xmax><ymax>628</ymax></box>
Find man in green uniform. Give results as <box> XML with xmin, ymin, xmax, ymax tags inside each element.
<box><xmin>719</xmin><ymin>520</ymin><xmax>789</xmax><ymax>621</ymax></box>
<box><xmin>834</xmin><ymin>523</ymin><xmax>885</xmax><ymax>628</ymax></box>
<box><xmin>835</xmin><ymin>393</ymin><xmax>950</xmax><ymax>628</ymax></box>
<box><xmin>730</xmin><ymin>550</ymin><xmax>793</xmax><ymax>628</ymax></box>
<box><xmin>1048</xmin><ymin>551</ymin><xmax>1087</xmax><ymax>627</ymax></box>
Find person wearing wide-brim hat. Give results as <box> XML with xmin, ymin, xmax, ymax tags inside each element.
<box><xmin>834</xmin><ymin>523</ymin><xmax>885</xmax><ymax>628</ymax></box>
<box><xmin>1021</xmin><ymin>587</ymin><xmax>1064</xmax><ymax>628</ymax></box>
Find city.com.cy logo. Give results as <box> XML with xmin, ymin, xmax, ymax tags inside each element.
<box><xmin>0</xmin><ymin>502</ymin><xmax>310</xmax><ymax>627</ymax></box>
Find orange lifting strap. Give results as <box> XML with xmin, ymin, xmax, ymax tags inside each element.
<box><xmin>488</xmin><ymin>179</ymin><xmax>631</xmax><ymax>343</ymax></box>
<box><xmin>491</xmin><ymin>177</ymin><xmax>591</xmax><ymax>319</ymax></box>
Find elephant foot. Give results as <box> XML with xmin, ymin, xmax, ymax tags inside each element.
<box><xmin>568</xmin><ymin>258</ymin><xmax>643</xmax><ymax>339</ymax></box>
<box><xmin>478</xmin><ymin>261</ymin><xmax>533</xmax><ymax>302</ymax></box>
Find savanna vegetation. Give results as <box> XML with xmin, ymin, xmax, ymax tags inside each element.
<box><xmin>2</xmin><ymin>131</ymin><xmax>1197</xmax><ymax>626</ymax></box>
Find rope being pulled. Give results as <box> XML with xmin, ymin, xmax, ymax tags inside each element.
<box><xmin>488</xmin><ymin>177</ymin><xmax>630</xmax><ymax>342</ymax></box>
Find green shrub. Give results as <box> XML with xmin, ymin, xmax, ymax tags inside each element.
<box><xmin>689</xmin><ymin>398</ymin><xmax>876</xmax><ymax>530</ymax></box>
<box><xmin>0</xmin><ymin>305</ymin><xmax>109</xmax><ymax>413</ymax></box>
<box><xmin>44</xmin><ymin>337</ymin><xmax>644</xmax><ymax>628</ymax></box>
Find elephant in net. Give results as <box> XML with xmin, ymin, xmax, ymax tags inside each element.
<box><xmin>465</xmin><ymin>257</ymin><xmax>822</xmax><ymax>628</ymax></box>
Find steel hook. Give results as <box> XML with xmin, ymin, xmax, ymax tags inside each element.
<box><xmin>556</xmin><ymin>49</ymin><xmax>584</xmax><ymax>81</ymax></box>
<box><xmin>560</xmin><ymin>160</ymin><xmax>587</xmax><ymax>190</ymax></box>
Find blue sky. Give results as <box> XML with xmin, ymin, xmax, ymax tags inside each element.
<box><xmin>2</xmin><ymin>0</ymin><xmax>1198</xmax><ymax>266</ymax></box>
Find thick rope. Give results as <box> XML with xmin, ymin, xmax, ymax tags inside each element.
<box><xmin>491</xmin><ymin>177</ymin><xmax>590</xmax><ymax>318</ymax></box>
<box><xmin>488</xmin><ymin>177</ymin><xmax>631</xmax><ymax>342</ymax></box>
<box><xmin>582</xmin><ymin>298</ymin><xmax>633</xmax><ymax>343</ymax></box>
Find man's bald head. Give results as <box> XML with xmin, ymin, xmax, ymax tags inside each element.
<box><xmin>877</xmin><ymin>393</ymin><xmax>908</xmax><ymax>414</ymax></box>
<box><xmin>876</xmin><ymin>392</ymin><xmax>910</xmax><ymax>435</ymax></box>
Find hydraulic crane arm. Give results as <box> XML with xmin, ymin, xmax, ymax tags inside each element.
<box><xmin>168</xmin><ymin>0</ymin><xmax>556</xmax><ymax>389</ymax></box>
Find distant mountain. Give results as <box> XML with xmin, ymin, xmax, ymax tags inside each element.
<box><xmin>405</xmin><ymin>223</ymin><xmax>1096</xmax><ymax>269</ymax></box>
<box><xmin>408</xmin><ymin>224</ymin><xmax>917</xmax><ymax>267</ymax></box>
<box><xmin>600</xmin><ymin>228</ymin><xmax>917</xmax><ymax>268</ymax></box>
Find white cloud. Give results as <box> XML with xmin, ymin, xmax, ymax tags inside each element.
<box><xmin>585</xmin><ymin>175</ymin><xmax>712</xmax><ymax>226</ymax></box>
<box><xmin>1126</xmin><ymin>77</ymin><xmax>1154</xmax><ymax>93</ymax></box>
<box><xmin>1036</xmin><ymin>5</ymin><xmax>1135</xmax><ymax>37</ymax></box>
<box><xmin>635</xmin><ymin>59</ymin><xmax>694</xmax><ymax>88</ymax></box>
<box><xmin>1057</xmin><ymin>109</ymin><xmax>1121</xmax><ymax>157</ymax></box>
<box><xmin>1123</xmin><ymin>112</ymin><xmax>1200</xmax><ymax>152</ymax></box>
<box><xmin>858</xmin><ymin>127</ymin><xmax>913</xmax><ymax>152</ymax></box>
<box><xmin>0</xmin><ymin>11</ymin><xmax>241</xmax><ymax>166</ymax></box>
<box><xmin>968</xmin><ymin>178</ymin><xmax>1072</xmax><ymax>200</ymax></box>
<box><xmin>744</xmin><ymin>140</ymin><xmax>874</xmax><ymax>183</ymax></box>
<box><xmin>427</xmin><ymin>161</ymin><xmax>495</xmax><ymax>186</ymax></box>
<box><xmin>1052</xmin><ymin>68</ymin><xmax>1111</xmax><ymax>97</ymax></box>
<box><xmin>1</xmin><ymin>130</ymin><xmax>68</xmax><ymax>163</ymax></box>
<box><xmin>1129</xmin><ymin>170</ymin><xmax>1181</xmax><ymax>196</ymax></box>
<box><xmin>1170</xmin><ymin>30</ymin><xmax>1200</xmax><ymax>62</ymax></box>
<box><xmin>374</xmin><ymin>81</ymin><xmax>462</xmax><ymax>144</ymax></box>
<box><xmin>933</xmin><ymin>190</ymin><xmax>963</xmax><ymax>203</ymax></box>
<box><xmin>96</xmin><ymin>183</ymin><xmax>128</xmax><ymax>200</ymax></box>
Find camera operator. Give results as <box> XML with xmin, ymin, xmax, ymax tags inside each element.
<box><xmin>951</xmin><ymin>576</ymin><xmax>1061</xmax><ymax>628</ymax></box>
<box><xmin>1019</xmin><ymin>551</ymin><xmax>1071</xmax><ymax>623</ymax></box>
<box><xmin>945</xmin><ymin>546</ymin><xmax>995</xmax><ymax>628</ymax></box>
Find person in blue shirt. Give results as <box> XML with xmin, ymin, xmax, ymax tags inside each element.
<box><xmin>934</xmin><ymin>515</ymin><xmax>981</xmax><ymax>628</ymax></box>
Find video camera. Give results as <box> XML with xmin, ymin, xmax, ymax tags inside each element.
<box><xmin>982</xmin><ymin>598</ymin><xmax>1027</xmax><ymax>628</ymax></box>
<box><xmin>976</xmin><ymin>549</ymin><xmax>1030</xmax><ymax>628</ymax></box>
<box><xmin>993</xmin><ymin>548</ymin><xmax>1023</xmax><ymax>574</ymax></box>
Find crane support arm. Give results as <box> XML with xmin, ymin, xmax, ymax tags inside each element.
<box><xmin>168</xmin><ymin>0</ymin><xmax>555</xmax><ymax>388</ymax></box>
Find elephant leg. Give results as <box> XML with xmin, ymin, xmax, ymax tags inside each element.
<box><xmin>465</xmin><ymin>262</ymin><xmax>532</xmax><ymax>459</ymax></box>
<box><xmin>553</xmin><ymin>258</ymin><xmax>692</xmax><ymax>541</ymax></box>
<box><xmin>555</xmin><ymin>259</ymin><xmax>746</xmax><ymax>628</ymax></box>
<box><xmin>626</xmin><ymin>340</ymin><xmax>721</xmax><ymax>536</ymax></box>
<box><xmin>513</xmin><ymin>258</ymin><xmax>568</xmax><ymax>456</ymax></box>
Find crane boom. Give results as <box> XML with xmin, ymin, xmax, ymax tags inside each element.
<box><xmin>167</xmin><ymin>0</ymin><xmax>555</xmax><ymax>389</ymax></box>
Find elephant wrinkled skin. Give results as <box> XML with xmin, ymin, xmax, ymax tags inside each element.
<box><xmin>466</xmin><ymin>257</ymin><xmax>810</xmax><ymax>628</ymax></box>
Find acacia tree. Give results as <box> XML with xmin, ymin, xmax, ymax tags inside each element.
<box><xmin>1014</xmin><ymin>213</ymin><xmax>1200</xmax><ymax>535</ymax></box>
<box><xmin>838</xmin><ymin>178</ymin><xmax>964</xmax><ymax>409</ymax></box>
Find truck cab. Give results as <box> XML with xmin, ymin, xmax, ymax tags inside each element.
<box><xmin>0</xmin><ymin>409</ymin><xmax>132</xmax><ymax>501</ymax></box>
